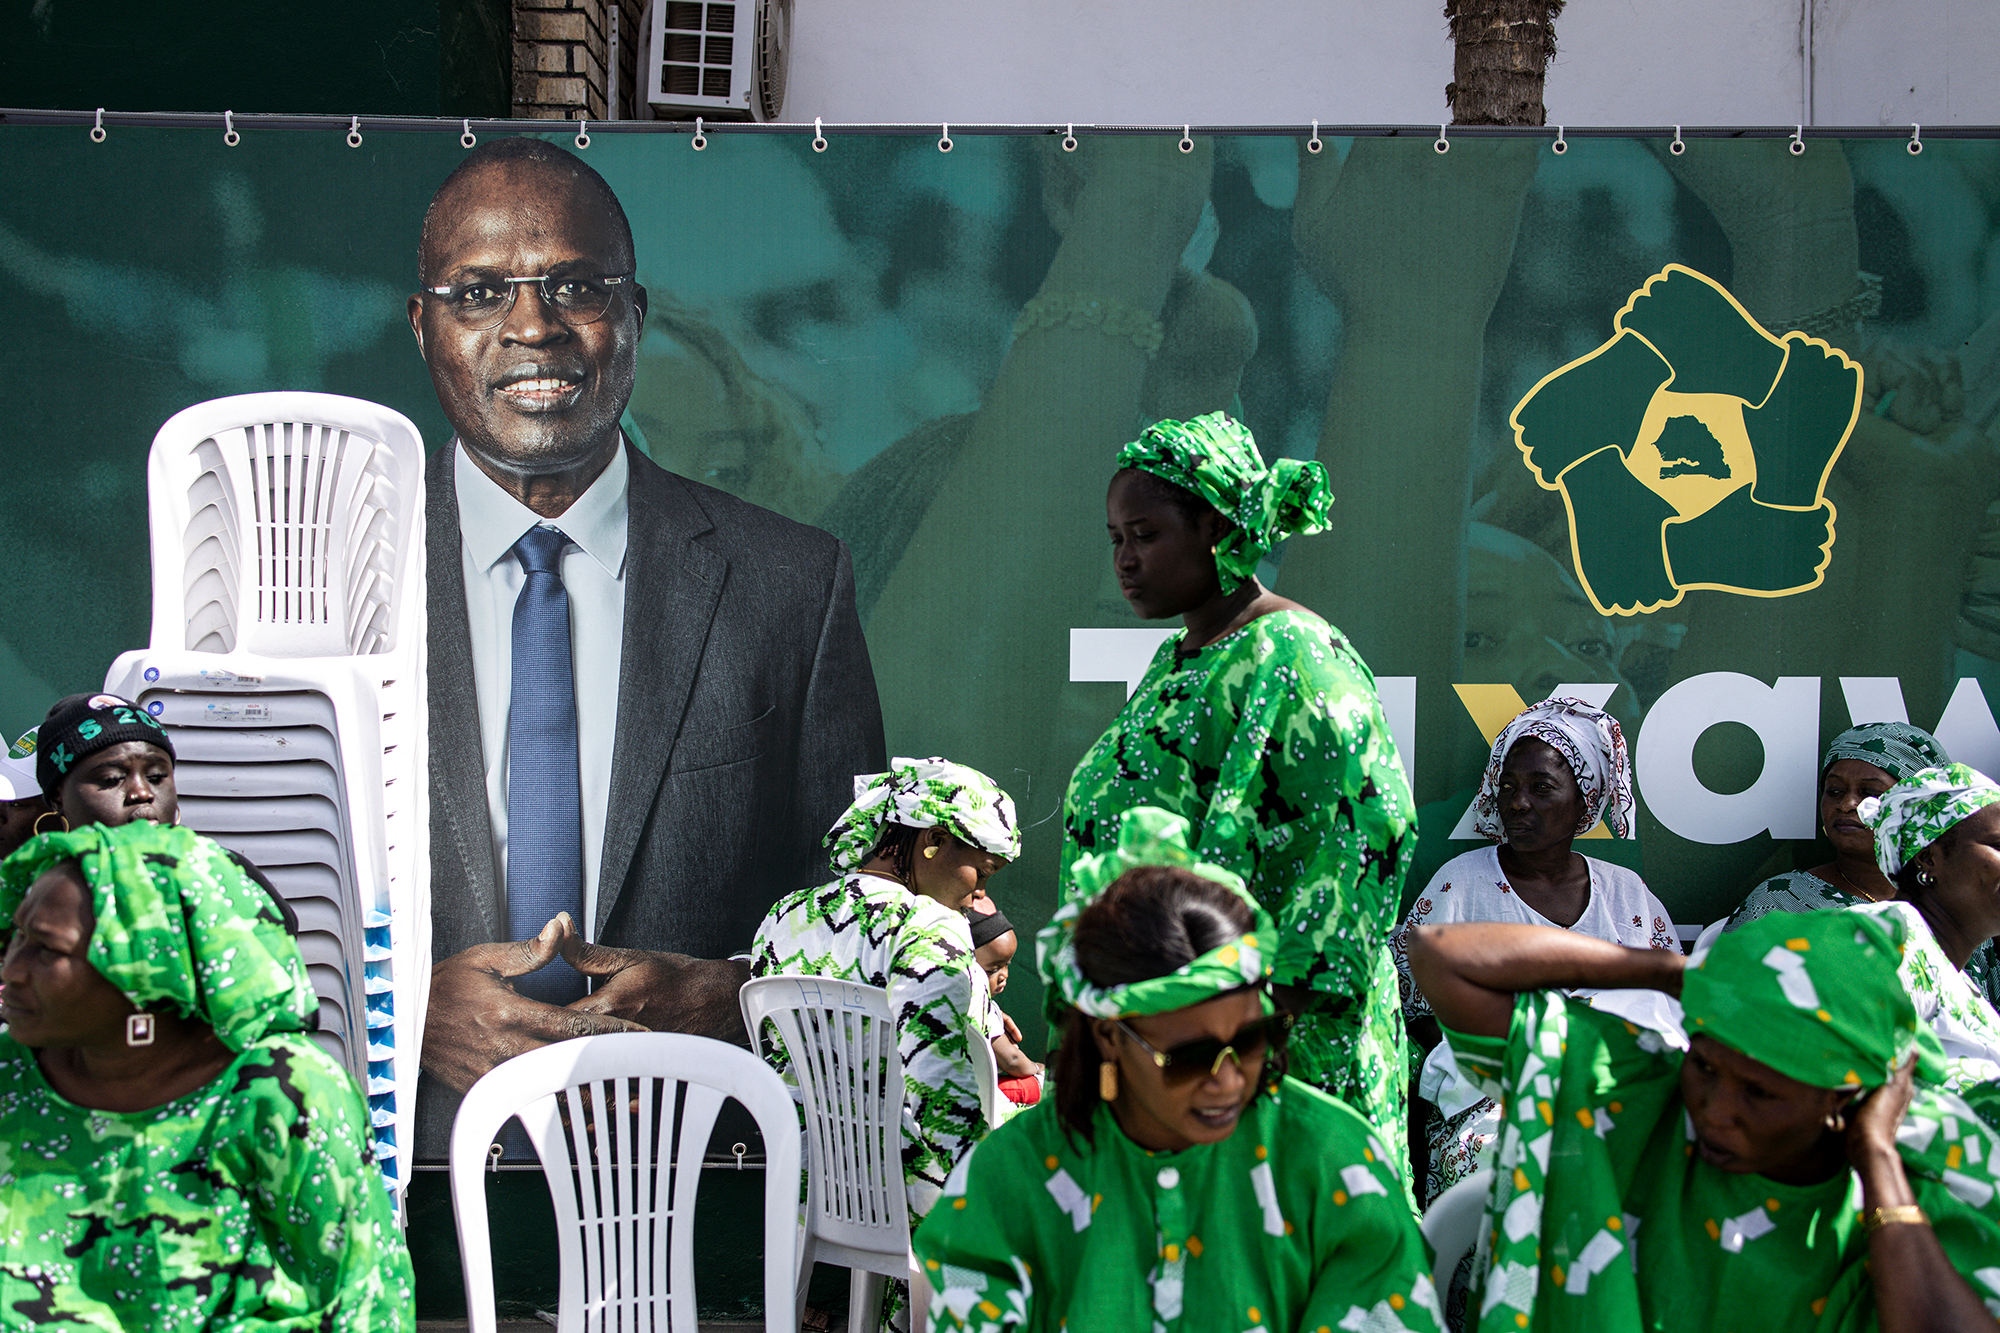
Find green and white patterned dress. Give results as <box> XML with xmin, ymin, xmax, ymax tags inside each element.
<box><xmin>0</xmin><ymin>1030</ymin><xmax>414</xmax><ymax>1331</ymax></box>
<box><xmin>1728</xmin><ymin>870</ymin><xmax>2000</xmax><ymax>1008</ymax></box>
<box><xmin>1059</xmin><ymin>610</ymin><xmax>1417</xmax><ymax>1176</ymax></box>
<box><xmin>912</xmin><ymin>1078</ymin><xmax>1443</xmax><ymax>1333</ymax></box>
<box><xmin>1850</xmin><ymin>900</ymin><xmax>2000</xmax><ymax>1093</ymax></box>
<box><xmin>1444</xmin><ymin>991</ymin><xmax>2000</xmax><ymax>1333</ymax></box>
<box><xmin>751</xmin><ymin>872</ymin><xmax>987</xmax><ymax>1216</ymax></box>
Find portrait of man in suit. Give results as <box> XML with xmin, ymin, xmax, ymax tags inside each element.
<box><xmin>409</xmin><ymin>137</ymin><xmax>885</xmax><ymax>1156</ymax></box>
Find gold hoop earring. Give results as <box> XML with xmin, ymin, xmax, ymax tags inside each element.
<box><xmin>1099</xmin><ymin>1060</ymin><xmax>1118</xmax><ymax>1101</ymax></box>
<box><xmin>923</xmin><ymin>846</ymin><xmax>939</xmax><ymax>859</ymax></box>
<box><xmin>33</xmin><ymin>810</ymin><xmax>67</xmax><ymax>835</ymax></box>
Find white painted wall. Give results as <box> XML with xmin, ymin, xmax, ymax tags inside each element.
<box><xmin>781</xmin><ymin>0</ymin><xmax>2000</xmax><ymax>128</ymax></box>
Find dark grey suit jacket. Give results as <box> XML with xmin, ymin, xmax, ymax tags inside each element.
<box><xmin>417</xmin><ymin>440</ymin><xmax>886</xmax><ymax>1157</ymax></box>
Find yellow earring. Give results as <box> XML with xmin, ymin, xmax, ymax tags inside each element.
<box><xmin>1099</xmin><ymin>1060</ymin><xmax>1119</xmax><ymax>1101</ymax></box>
<box><xmin>923</xmin><ymin>845</ymin><xmax>939</xmax><ymax>859</ymax></box>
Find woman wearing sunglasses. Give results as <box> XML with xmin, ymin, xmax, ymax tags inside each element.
<box><xmin>913</xmin><ymin>809</ymin><xmax>1442</xmax><ymax>1333</ymax></box>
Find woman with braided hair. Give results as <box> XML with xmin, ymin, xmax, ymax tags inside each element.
<box><xmin>1061</xmin><ymin>412</ymin><xmax>1417</xmax><ymax>1181</ymax></box>
<box><xmin>914</xmin><ymin>808</ymin><xmax>1442</xmax><ymax>1333</ymax></box>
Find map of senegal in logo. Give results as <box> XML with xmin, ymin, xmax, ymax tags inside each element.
<box><xmin>1510</xmin><ymin>264</ymin><xmax>1863</xmax><ymax>616</ymax></box>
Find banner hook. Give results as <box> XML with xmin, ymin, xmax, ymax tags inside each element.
<box><xmin>90</xmin><ymin>107</ymin><xmax>106</xmax><ymax>144</ymax></box>
<box><xmin>347</xmin><ymin>116</ymin><xmax>364</xmax><ymax>149</ymax></box>
<box><xmin>223</xmin><ymin>110</ymin><xmax>240</xmax><ymax>148</ymax></box>
<box><xmin>692</xmin><ymin>116</ymin><xmax>707</xmax><ymax>150</ymax></box>
<box><xmin>1307</xmin><ymin>119</ymin><xmax>1322</xmax><ymax>154</ymax></box>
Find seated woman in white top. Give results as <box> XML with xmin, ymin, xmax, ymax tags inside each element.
<box><xmin>1391</xmin><ymin>696</ymin><xmax>1677</xmax><ymax>1206</ymax></box>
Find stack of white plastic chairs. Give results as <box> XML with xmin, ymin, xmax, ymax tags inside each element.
<box><xmin>103</xmin><ymin>392</ymin><xmax>429</xmax><ymax>1216</ymax></box>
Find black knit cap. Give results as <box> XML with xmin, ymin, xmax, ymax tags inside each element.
<box><xmin>37</xmin><ymin>693</ymin><xmax>175</xmax><ymax>798</ymax></box>
<box><xmin>969</xmin><ymin>906</ymin><xmax>1015</xmax><ymax>949</ymax></box>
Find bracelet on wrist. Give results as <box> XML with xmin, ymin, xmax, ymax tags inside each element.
<box><xmin>1862</xmin><ymin>1204</ymin><xmax>1928</xmax><ymax>1235</ymax></box>
<box><xmin>1013</xmin><ymin>292</ymin><xmax>1165</xmax><ymax>358</ymax></box>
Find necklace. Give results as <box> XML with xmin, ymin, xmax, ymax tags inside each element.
<box><xmin>1827</xmin><ymin>861</ymin><xmax>1888</xmax><ymax>903</ymax></box>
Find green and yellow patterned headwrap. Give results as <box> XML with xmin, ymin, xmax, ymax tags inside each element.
<box><xmin>2</xmin><ymin>822</ymin><xmax>317</xmax><ymax>1052</ymax></box>
<box><xmin>1039</xmin><ymin>806</ymin><xmax>1274</xmax><ymax>1019</ymax></box>
<box><xmin>1682</xmin><ymin>908</ymin><xmax>1936</xmax><ymax>1089</ymax></box>
<box><xmin>1114</xmin><ymin>412</ymin><xmax>1334</xmax><ymax>594</ymax></box>
<box><xmin>1859</xmin><ymin>762</ymin><xmax>2000</xmax><ymax>879</ymax></box>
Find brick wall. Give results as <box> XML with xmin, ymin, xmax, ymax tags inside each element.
<box><xmin>513</xmin><ymin>0</ymin><xmax>645</xmax><ymax>120</ymax></box>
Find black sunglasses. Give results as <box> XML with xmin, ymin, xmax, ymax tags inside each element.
<box><xmin>1112</xmin><ymin>1011</ymin><xmax>1292</xmax><ymax>1083</ymax></box>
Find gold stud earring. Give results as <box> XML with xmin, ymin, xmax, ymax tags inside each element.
<box><xmin>923</xmin><ymin>846</ymin><xmax>939</xmax><ymax>859</ymax></box>
<box><xmin>1099</xmin><ymin>1060</ymin><xmax>1119</xmax><ymax>1101</ymax></box>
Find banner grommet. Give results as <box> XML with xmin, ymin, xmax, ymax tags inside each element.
<box><xmin>1908</xmin><ymin>123</ymin><xmax>1924</xmax><ymax>155</ymax></box>
<box><xmin>1307</xmin><ymin>119</ymin><xmax>1322</xmax><ymax>155</ymax></box>
<box><xmin>812</xmin><ymin>117</ymin><xmax>827</xmax><ymax>153</ymax></box>
<box><xmin>223</xmin><ymin>110</ymin><xmax>240</xmax><ymax>148</ymax></box>
<box><xmin>90</xmin><ymin>107</ymin><xmax>106</xmax><ymax>144</ymax></box>
<box><xmin>1435</xmin><ymin>123</ymin><xmax>1449</xmax><ymax>154</ymax></box>
<box><xmin>1670</xmin><ymin>124</ymin><xmax>1685</xmax><ymax>156</ymax></box>
<box><xmin>347</xmin><ymin>117</ymin><xmax>363</xmax><ymax>149</ymax></box>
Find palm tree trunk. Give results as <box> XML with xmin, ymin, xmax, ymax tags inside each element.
<box><xmin>1444</xmin><ymin>0</ymin><xmax>1565</xmax><ymax>126</ymax></box>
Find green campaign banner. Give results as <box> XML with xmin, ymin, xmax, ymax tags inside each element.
<box><xmin>5</xmin><ymin>121</ymin><xmax>1999</xmax><ymax>1095</ymax></box>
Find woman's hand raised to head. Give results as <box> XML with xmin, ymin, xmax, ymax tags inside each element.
<box><xmin>1845</xmin><ymin>1055</ymin><xmax>1999</xmax><ymax>1333</ymax></box>
<box><xmin>1406</xmin><ymin>921</ymin><xmax>1686</xmax><ymax>1040</ymax></box>
<box><xmin>1845</xmin><ymin>1054</ymin><xmax>1917</xmax><ymax>1171</ymax></box>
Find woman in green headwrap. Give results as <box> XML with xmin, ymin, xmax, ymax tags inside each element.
<box><xmin>1725</xmin><ymin>722</ymin><xmax>1950</xmax><ymax>931</ymax></box>
<box><xmin>1850</xmin><ymin>762</ymin><xmax>2000</xmax><ymax>1094</ymax></box>
<box><xmin>914</xmin><ymin>809</ymin><xmax>1443</xmax><ymax>1333</ymax></box>
<box><xmin>1060</xmin><ymin>411</ymin><xmax>1417</xmax><ymax>1181</ymax></box>
<box><xmin>750</xmin><ymin>756</ymin><xmax>1021</xmax><ymax>1221</ymax></box>
<box><xmin>1405</xmin><ymin>908</ymin><xmax>2000</xmax><ymax>1333</ymax></box>
<box><xmin>0</xmin><ymin>820</ymin><xmax>412</xmax><ymax>1331</ymax></box>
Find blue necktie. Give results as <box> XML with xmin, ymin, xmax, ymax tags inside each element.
<box><xmin>506</xmin><ymin>525</ymin><xmax>586</xmax><ymax>1005</ymax></box>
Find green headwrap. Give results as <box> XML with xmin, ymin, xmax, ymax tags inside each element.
<box><xmin>1039</xmin><ymin>806</ymin><xmax>1274</xmax><ymax>1019</ymax></box>
<box><xmin>1682</xmin><ymin>908</ymin><xmax>1936</xmax><ymax>1089</ymax></box>
<box><xmin>1</xmin><ymin>822</ymin><xmax>317</xmax><ymax>1052</ymax></box>
<box><xmin>1823</xmin><ymin>721</ymin><xmax>1948</xmax><ymax>783</ymax></box>
<box><xmin>1859</xmin><ymin>761</ymin><xmax>2000</xmax><ymax>879</ymax></box>
<box><xmin>824</xmin><ymin>756</ymin><xmax>1020</xmax><ymax>876</ymax></box>
<box><xmin>1114</xmin><ymin>412</ymin><xmax>1334</xmax><ymax>595</ymax></box>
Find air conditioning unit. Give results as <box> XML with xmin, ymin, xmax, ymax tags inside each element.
<box><xmin>642</xmin><ymin>0</ymin><xmax>790</xmax><ymax>121</ymax></box>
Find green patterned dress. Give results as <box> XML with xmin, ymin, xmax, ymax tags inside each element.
<box><xmin>1445</xmin><ymin>991</ymin><xmax>2000</xmax><ymax>1333</ymax></box>
<box><xmin>1060</xmin><ymin>610</ymin><xmax>1417</xmax><ymax>1175</ymax></box>
<box><xmin>0</xmin><ymin>1030</ymin><xmax>413</xmax><ymax>1331</ymax></box>
<box><xmin>912</xmin><ymin>1078</ymin><xmax>1444</xmax><ymax>1333</ymax></box>
<box><xmin>750</xmin><ymin>871</ymin><xmax>987</xmax><ymax>1216</ymax></box>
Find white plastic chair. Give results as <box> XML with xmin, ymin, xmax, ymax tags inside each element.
<box><xmin>739</xmin><ymin>975</ymin><xmax>929</xmax><ymax>1333</ymax></box>
<box><xmin>1421</xmin><ymin>1166</ymin><xmax>1495</xmax><ymax>1297</ymax></box>
<box><xmin>967</xmin><ymin>1010</ymin><xmax>1001</xmax><ymax>1130</ymax></box>
<box><xmin>449</xmin><ymin>1032</ymin><xmax>802</xmax><ymax>1333</ymax></box>
<box><xmin>104</xmin><ymin>390</ymin><xmax>430</xmax><ymax>1211</ymax></box>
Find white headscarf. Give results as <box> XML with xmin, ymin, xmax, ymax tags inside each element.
<box><xmin>1471</xmin><ymin>696</ymin><xmax>1636</xmax><ymax>842</ymax></box>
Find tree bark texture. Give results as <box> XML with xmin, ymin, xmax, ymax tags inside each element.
<box><xmin>1444</xmin><ymin>0</ymin><xmax>1564</xmax><ymax>126</ymax></box>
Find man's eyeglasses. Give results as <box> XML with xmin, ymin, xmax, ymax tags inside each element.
<box><xmin>422</xmin><ymin>273</ymin><xmax>635</xmax><ymax>331</ymax></box>
<box><xmin>1112</xmin><ymin>1011</ymin><xmax>1292</xmax><ymax>1083</ymax></box>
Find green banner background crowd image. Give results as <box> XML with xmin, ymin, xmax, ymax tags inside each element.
<box><xmin>6</xmin><ymin>124</ymin><xmax>2000</xmax><ymax>1047</ymax></box>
